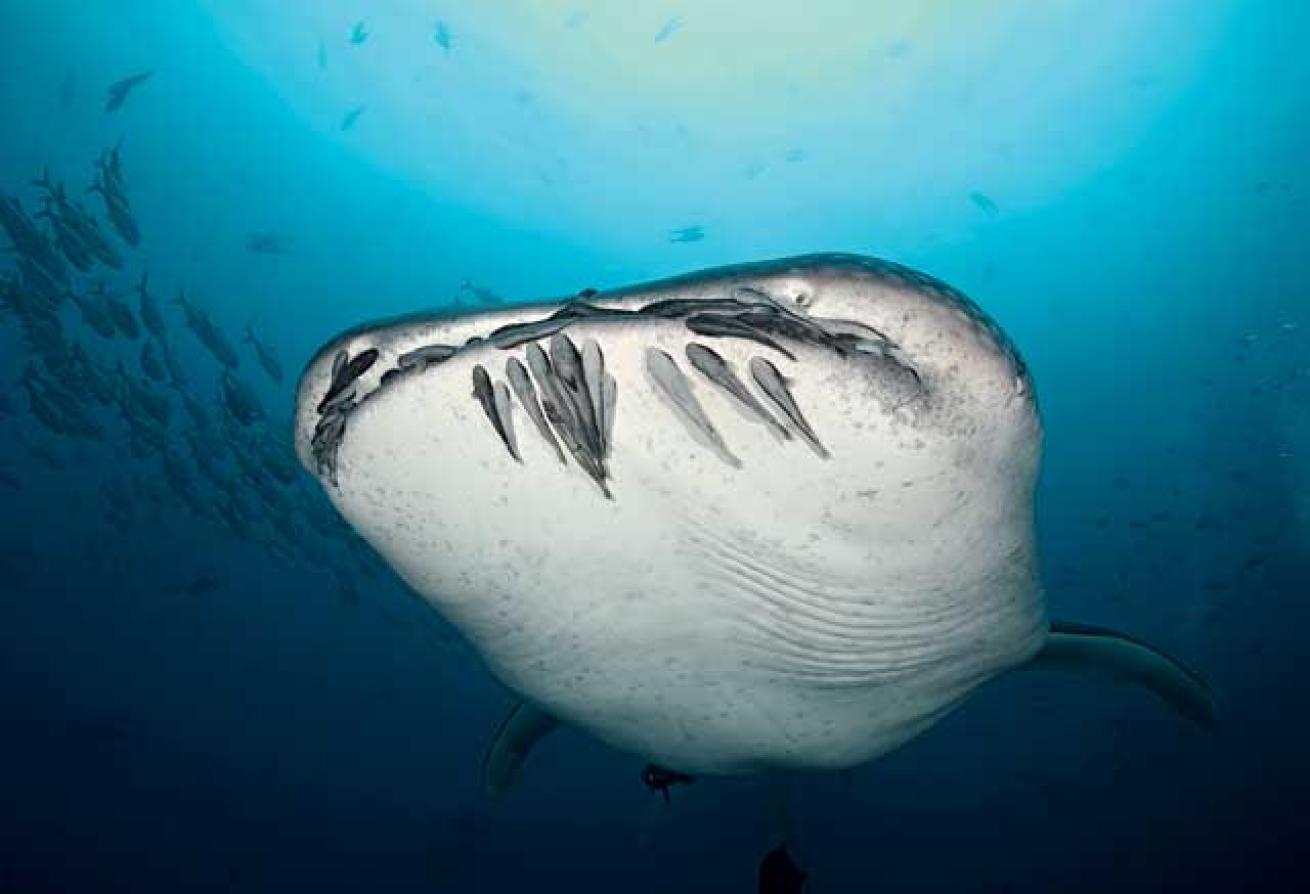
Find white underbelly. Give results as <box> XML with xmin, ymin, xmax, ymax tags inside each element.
<box><xmin>327</xmin><ymin>322</ymin><xmax>1046</xmax><ymax>772</ymax></box>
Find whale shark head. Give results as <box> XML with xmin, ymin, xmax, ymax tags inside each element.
<box><xmin>294</xmin><ymin>253</ymin><xmax>1047</xmax><ymax>774</ymax></box>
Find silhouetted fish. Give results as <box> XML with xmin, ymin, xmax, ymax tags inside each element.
<box><xmin>654</xmin><ymin>17</ymin><xmax>684</xmax><ymax>43</ymax></box>
<box><xmin>246</xmin><ymin>231</ymin><xmax>290</xmax><ymax>255</ymax></box>
<box><xmin>969</xmin><ymin>190</ymin><xmax>999</xmax><ymax>216</ymax></box>
<box><xmin>668</xmin><ymin>224</ymin><xmax>705</xmax><ymax>243</ymax></box>
<box><xmin>341</xmin><ymin>105</ymin><xmax>365</xmax><ymax>131</ymax></box>
<box><xmin>461</xmin><ymin>279</ymin><xmax>504</xmax><ymax>306</ymax></box>
<box><xmin>434</xmin><ymin>21</ymin><xmax>453</xmax><ymax>52</ymax></box>
<box><xmin>105</xmin><ymin>70</ymin><xmax>153</xmax><ymax>112</ymax></box>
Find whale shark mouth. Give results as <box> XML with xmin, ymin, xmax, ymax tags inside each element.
<box><xmin>299</xmin><ymin>253</ymin><xmax>1033</xmax><ymax>492</ymax></box>
<box><xmin>309</xmin><ymin>285</ymin><xmax>915</xmax><ymax>487</ymax></box>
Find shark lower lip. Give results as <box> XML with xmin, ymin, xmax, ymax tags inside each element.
<box><xmin>298</xmin><ymin>261</ymin><xmax>971</xmax><ymax>481</ymax></box>
<box><xmin>296</xmin><ymin>254</ymin><xmax>1031</xmax><ymax>465</ymax></box>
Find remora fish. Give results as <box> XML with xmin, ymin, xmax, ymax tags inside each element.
<box><xmin>293</xmin><ymin>254</ymin><xmax>1215</xmax><ymax>801</ymax></box>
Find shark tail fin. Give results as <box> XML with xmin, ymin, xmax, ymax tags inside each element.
<box><xmin>1028</xmin><ymin>621</ymin><xmax>1218</xmax><ymax>728</ymax></box>
<box><xmin>481</xmin><ymin>701</ymin><xmax>559</xmax><ymax>799</ymax></box>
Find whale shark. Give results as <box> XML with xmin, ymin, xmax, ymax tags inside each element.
<box><xmin>293</xmin><ymin>253</ymin><xmax>1215</xmax><ymax>796</ymax></box>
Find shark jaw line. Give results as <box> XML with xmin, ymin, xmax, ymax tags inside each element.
<box><xmin>303</xmin><ymin>265</ymin><xmax>948</xmax><ymax>487</ymax></box>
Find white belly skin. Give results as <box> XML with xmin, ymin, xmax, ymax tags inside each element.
<box><xmin>319</xmin><ymin>304</ymin><xmax>1047</xmax><ymax>773</ymax></box>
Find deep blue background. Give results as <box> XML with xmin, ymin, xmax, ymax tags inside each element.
<box><xmin>2</xmin><ymin>2</ymin><xmax>1307</xmax><ymax>891</ymax></box>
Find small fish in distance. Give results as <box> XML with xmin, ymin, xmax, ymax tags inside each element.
<box><xmin>668</xmin><ymin>224</ymin><xmax>705</xmax><ymax>243</ymax></box>
<box><xmin>105</xmin><ymin>70</ymin><xmax>153</xmax><ymax>112</ymax></box>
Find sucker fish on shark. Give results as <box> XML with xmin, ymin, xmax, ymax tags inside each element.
<box><xmin>293</xmin><ymin>252</ymin><xmax>1216</xmax><ymax>799</ymax></box>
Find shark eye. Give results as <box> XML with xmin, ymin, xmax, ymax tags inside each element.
<box><xmin>792</xmin><ymin>292</ymin><xmax>813</xmax><ymax>309</ymax></box>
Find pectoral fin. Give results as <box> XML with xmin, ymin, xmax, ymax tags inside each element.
<box><xmin>1026</xmin><ymin>621</ymin><xmax>1217</xmax><ymax>728</ymax></box>
<box><xmin>481</xmin><ymin>701</ymin><xmax>561</xmax><ymax>798</ymax></box>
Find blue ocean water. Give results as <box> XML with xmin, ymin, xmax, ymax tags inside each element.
<box><xmin>1</xmin><ymin>2</ymin><xmax>1307</xmax><ymax>891</ymax></box>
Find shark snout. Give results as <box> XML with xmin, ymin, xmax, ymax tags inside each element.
<box><xmin>759</xmin><ymin>257</ymin><xmax>1032</xmax><ymax>419</ymax></box>
<box><xmin>845</xmin><ymin>269</ymin><xmax>1029</xmax><ymax>414</ymax></box>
